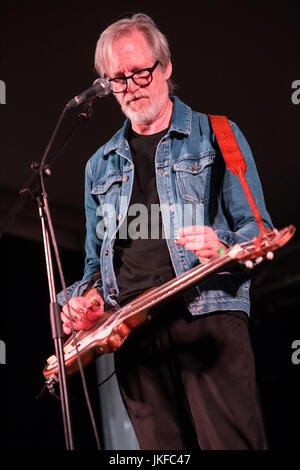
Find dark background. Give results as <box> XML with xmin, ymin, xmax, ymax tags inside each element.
<box><xmin>0</xmin><ymin>0</ymin><xmax>299</xmax><ymax>450</ymax></box>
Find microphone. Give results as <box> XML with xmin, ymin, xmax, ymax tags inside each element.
<box><xmin>66</xmin><ymin>78</ymin><xmax>111</xmax><ymax>109</ymax></box>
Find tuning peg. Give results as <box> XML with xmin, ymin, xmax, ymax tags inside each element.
<box><xmin>245</xmin><ymin>260</ymin><xmax>254</xmax><ymax>269</ymax></box>
<box><xmin>266</xmin><ymin>251</ymin><xmax>274</xmax><ymax>260</ymax></box>
<box><xmin>255</xmin><ymin>256</ymin><xmax>264</xmax><ymax>264</ymax></box>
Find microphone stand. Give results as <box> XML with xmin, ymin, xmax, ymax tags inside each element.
<box><xmin>36</xmin><ymin>186</ymin><xmax>74</xmax><ymax>449</ymax></box>
<box><xmin>3</xmin><ymin>102</ymin><xmax>95</xmax><ymax>450</ymax></box>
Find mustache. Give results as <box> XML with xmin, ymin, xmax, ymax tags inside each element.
<box><xmin>124</xmin><ymin>91</ymin><xmax>149</xmax><ymax>106</ymax></box>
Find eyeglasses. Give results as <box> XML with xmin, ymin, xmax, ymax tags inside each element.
<box><xmin>108</xmin><ymin>60</ymin><xmax>160</xmax><ymax>93</ymax></box>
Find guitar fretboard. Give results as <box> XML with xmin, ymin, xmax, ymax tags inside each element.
<box><xmin>106</xmin><ymin>252</ymin><xmax>233</xmax><ymax>327</ymax></box>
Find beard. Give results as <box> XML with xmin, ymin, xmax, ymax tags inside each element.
<box><xmin>120</xmin><ymin>90</ymin><xmax>164</xmax><ymax>125</ymax></box>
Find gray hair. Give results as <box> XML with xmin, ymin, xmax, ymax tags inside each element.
<box><xmin>94</xmin><ymin>13</ymin><xmax>175</xmax><ymax>95</ymax></box>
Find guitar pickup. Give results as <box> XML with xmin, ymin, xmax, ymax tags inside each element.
<box><xmin>47</xmin><ymin>354</ymin><xmax>57</xmax><ymax>365</ymax></box>
<box><xmin>46</xmin><ymin>342</ymin><xmax>77</xmax><ymax>366</ymax></box>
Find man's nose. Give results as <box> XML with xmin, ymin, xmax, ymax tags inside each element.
<box><xmin>127</xmin><ymin>78</ymin><xmax>140</xmax><ymax>93</ymax></box>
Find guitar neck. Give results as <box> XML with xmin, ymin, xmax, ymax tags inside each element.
<box><xmin>117</xmin><ymin>252</ymin><xmax>233</xmax><ymax>322</ymax></box>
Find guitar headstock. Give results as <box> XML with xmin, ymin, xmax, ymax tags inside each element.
<box><xmin>227</xmin><ymin>225</ymin><xmax>296</xmax><ymax>266</ymax></box>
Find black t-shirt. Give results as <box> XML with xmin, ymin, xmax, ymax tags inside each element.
<box><xmin>113</xmin><ymin>127</ymin><xmax>175</xmax><ymax>306</ymax></box>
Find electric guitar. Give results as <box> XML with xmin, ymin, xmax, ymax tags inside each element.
<box><xmin>43</xmin><ymin>225</ymin><xmax>295</xmax><ymax>385</ymax></box>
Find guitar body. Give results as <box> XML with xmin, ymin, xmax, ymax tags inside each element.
<box><xmin>43</xmin><ymin>289</ymin><xmax>155</xmax><ymax>379</ymax></box>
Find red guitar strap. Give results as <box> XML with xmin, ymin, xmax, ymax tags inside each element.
<box><xmin>208</xmin><ymin>114</ymin><xmax>268</xmax><ymax>237</ymax></box>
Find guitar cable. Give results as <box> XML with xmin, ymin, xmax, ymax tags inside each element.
<box><xmin>41</xmin><ymin>370</ymin><xmax>117</xmax><ymax>403</ymax></box>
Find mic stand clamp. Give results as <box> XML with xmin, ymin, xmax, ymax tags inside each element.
<box><xmin>30</xmin><ymin>161</ymin><xmax>51</xmax><ymax>176</ymax></box>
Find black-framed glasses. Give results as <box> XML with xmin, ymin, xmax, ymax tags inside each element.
<box><xmin>108</xmin><ymin>60</ymin><xmax>160</xmax><ymax>93</ymax></box>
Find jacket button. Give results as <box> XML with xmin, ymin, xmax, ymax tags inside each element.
<box><xmin>122</xmin><ymin>175</ymin><xmax>128</xmax><ymax>182</ymax></box>
<box><xmin>109</xmin><ymin>288</ymin><xmax>116</xmax><ymax>294</ymax></box>
<box><xmin>104</xmin><ymin>250</ymin><xmax>109</xmax><ymax>256</ymax></box>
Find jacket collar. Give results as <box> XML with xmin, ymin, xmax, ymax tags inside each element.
<box><xmin>103</xmin><ymin>96</ymin><xmax>192</xmax><ymax>156</ymax></box>
<box><xmin>169</xmin><ymin>96</ymin><xmax>192</xmax><ymax>135</ymax></box>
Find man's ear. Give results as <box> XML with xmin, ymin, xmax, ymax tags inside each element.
<box><xmin>163</xmin><ymin>60</ymin><xmax>173</xmax><ymax>81</ymax></box>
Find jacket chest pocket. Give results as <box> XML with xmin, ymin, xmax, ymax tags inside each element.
<box><xmin>91</xmin><ymin>172</ymin><xmax>125</xmax><ymax>236</ymax></box>
<box><xmin>91</xmin><ymin>172</ymin><xmax>124</xmax><ymax>205</ymax></box>
<box><xmin>173</xmin><ymin>151</ymin><xmax>216</xmax><ymax>204</ymax></box>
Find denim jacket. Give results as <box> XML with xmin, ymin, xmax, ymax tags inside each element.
<box><xmin>57</xmin><ymin>96</ymin><xmax>273</xmax><ymax>316</ymax></box>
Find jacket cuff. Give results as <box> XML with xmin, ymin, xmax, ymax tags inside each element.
<box><xmin>56</xmin><ymin>279</ymin><xmax>103</xmax><ymax>307</ymax></box>
<box><xmin>215</xmin><ymin>229</ymin><xmax>250</xmax><ymax>248</ymax></box>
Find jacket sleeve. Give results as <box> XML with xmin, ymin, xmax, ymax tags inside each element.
<box><xmin>57</xmin><ymin>159</ymin><xmax>103</xmax><ymax>306</ymax></box>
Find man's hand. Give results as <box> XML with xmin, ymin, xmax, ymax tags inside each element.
<box><xmin>176</xmin><ymin>225</ymin><xmax>226</xmax><ymax>264</ymax></box>
<box><xmin>61</xmin><ymin>289</ymin><xmax>104</xmax><ymax>335</ymax></box>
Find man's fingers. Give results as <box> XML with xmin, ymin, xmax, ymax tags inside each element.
<box><xmin>184</xmin><ymin>242</ymin><xmax>218</xmax><ymax>253</ymax></box>
<box><xmin>61</xmin><ymin>313</ymin><xmax>71</xmax><ymax>334</ymax></box>
<box><xmin>61</xmin><ymin>310</ymin><xmax>69</xmax><ymax>323</ymax></box>
<box><xmin>61</xmin><ymin>303</ymin><xmax>104</xmax><ymax>334</ymax></box>
<box><xmin>63</xmin><ymin>325</ymin><xmax>71</xmax><ymax>335</ymax></box>
<box><xmin>177</xmin><ymin>225</ymin><xmax>204</xmax><ymax>236</ymax></box>
<box><xmin>87</xmin><ymin>309</ymin><xmax>104</xmax><ymax>322</ymax></box>
<box><xmin>197</xmin><ymin>256</ymin><xmax>211</xmax><ymax>264</ymax></box>
<box><xmin>89</xmin><ymin>294</ymin><xmax>104</xmax><ymax>307</ymax></box>
<box><xmin>60</xmin><ymin>293</ymin><xmax>104</xmax><ymax>335</ymax></box>
<box><xmin>177</xmin><ymin>226</ymin><xmax>219</xmax><ymax>245</ymax></box>
<box><xmin>61</xmin><ymin>308</ymin><xmax>79</xmax><ymax>328</ymax></box>
<box><xmin>68</xmin><ymin>298</ymin><xmax>87</xmax><ymax>311</ymax></box>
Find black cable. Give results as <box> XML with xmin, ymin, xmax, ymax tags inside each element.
<box><xmin>96</xmin><ymin>370</ymin><xmax>116</xmax><ymax>389</ymax></box>
<box><xmin>42</xmin><ymin>370</ymin><xmax>116</xmax><ymax>402</ymax></box>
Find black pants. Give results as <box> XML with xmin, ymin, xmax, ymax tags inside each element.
<box><xmin>114</xmin><ymin>298</ymin><xmax>264</xmax><ymax>450</ymax></box>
